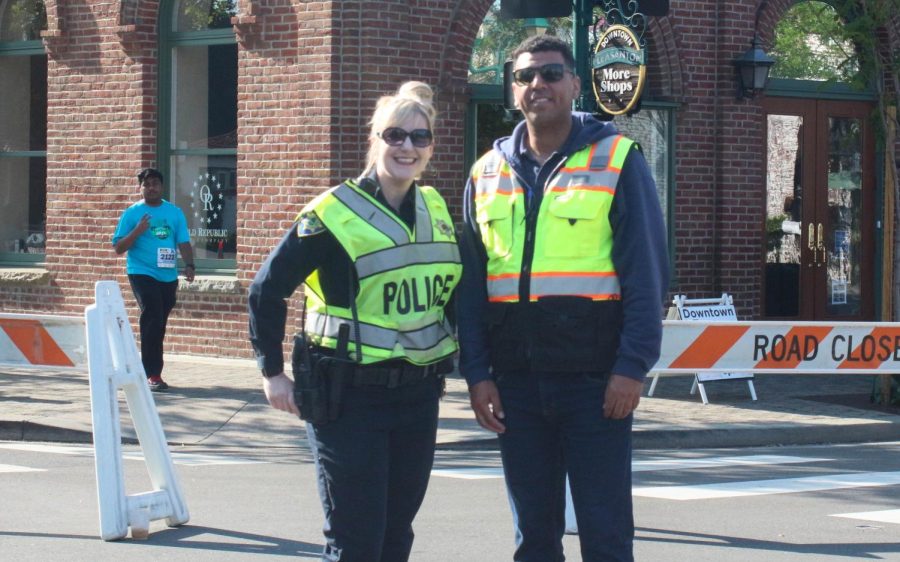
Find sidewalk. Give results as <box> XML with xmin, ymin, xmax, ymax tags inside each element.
<box><xmin>1</xmin><ymin>355</ymin><xmax>899</xmax><ymax>450</ymax></box>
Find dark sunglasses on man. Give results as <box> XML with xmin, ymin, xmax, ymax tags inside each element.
<box><xmin>378</xmin><ymin>127</ymin><xmax>434</xmax><ymax>148</ymax></box>
<box><xmin>512</xmin><ymin>63</ymin><xmax>573</xmax><ymax>86</ymax></box>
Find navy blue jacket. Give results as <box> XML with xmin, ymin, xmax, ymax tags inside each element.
<box><xmin>457</xmin><ymin>112</ymin><xmax>669</xmax><ymax>387</ymax></box>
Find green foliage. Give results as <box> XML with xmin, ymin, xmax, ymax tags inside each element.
<box><xmin>770</xmin><ymin>1</ymin><xmax>858</xmax><ymax>82</ymax></box>
<box><xmin>2</xmin><ymin>0</ymin><xmax>46</xmax><ymax>42</ymax></box>
<box><xmin>469</xmin><ymin>0</ymin><xmax>573</xmax><ymax>84</ymax></box>
<box><xmin>178</xmin><ymin>0</ymin><xmax>237</xmax><ymax>32</ymax></box>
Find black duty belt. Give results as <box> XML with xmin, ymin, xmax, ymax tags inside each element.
<box><xmin>350</xmin><ymin>362</ymin><xmax>442</xmax><ymax>388</ymax></box>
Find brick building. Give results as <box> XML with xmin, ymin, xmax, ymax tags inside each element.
<box><xmin>1</xmin><ymin>0</ymin><xmax>898</xmax><ymax>362</ymax></box>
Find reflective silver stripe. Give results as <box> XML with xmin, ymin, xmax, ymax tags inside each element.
<box><xmin>309</xmin><ymin>312</ymin><xmax>395</xmax><ymax>349</ymax></box>
<box><xmin>590</xmin><ymin>153</ymin><xmax>610</xmax><ymax>170</ymax></box>
<box><xmin>589</xmin><ymin>136</ymin><xmax>619</xmax><ymax>170</ymax></box>
<box><xmin>308</xmin><ymin>312</ymin><xmax>453</xmax><ymax>352</ymax></box>
<box><xmin>530</xmin><ymin>274</ymin><xmax>621</xmax><ymax>297</ymax></box>
<box><xmin>399</xmin><ymin>318</ymin><xmax>455</xmax><ymax>351</ymax></box>
<box><xmin>550</xmin><ymin>170</ymin><xmax>620</xmax><ymax>192</ymax></box>
<box><xmin>355</xmin><ymin>242</ymin><xmax>461</xmax><ymax>279</ymax></box>
<box><xmin>481</xmin><ymin>154</ymin><xmax>500</xmax><ymax>176</ymax></box>
<box><xmin>332</xmin><ymin>183</ymin><xmax>409</xmax><ymax>245</ymax></box>
<box><xmin>414</xmin><ymin>189</ymin><xmax>433</xmax><ymax>243</ymax></box>
<box><xmin>486</xmin><ymin>276</ymin><xmax>520</xmax><ymax>299</ymax></box>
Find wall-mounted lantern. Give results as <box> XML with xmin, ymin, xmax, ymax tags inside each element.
<box><xmin>733</xmin><ymin>35</ymin><xmax>775</xmax><ymax>99</ymax></box>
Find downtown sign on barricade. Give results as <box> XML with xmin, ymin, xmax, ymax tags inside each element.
<box><xmin>651</xmin><ymin>293</ymin><xmax>756</xmax><ymax>404</ymax></box>
<box><xmin>653</xmin><ymin>320</ymin><xmax>900</xmax><ymax>374</ymax></box>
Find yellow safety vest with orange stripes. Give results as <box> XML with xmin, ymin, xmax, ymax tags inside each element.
<box><xmin>472</xmin><ymin>134</ymin><xmax>633</xmax><ymax>303</ymax></box>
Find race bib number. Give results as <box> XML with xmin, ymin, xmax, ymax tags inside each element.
<box><xmin>157</xmin><ymin>247</ymin><xmax>177</xmax><ymax>268</ymax></box>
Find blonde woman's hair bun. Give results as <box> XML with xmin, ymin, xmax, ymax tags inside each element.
<box><xmin>397</xmin><ymin>81</ymin><xmax>434</xmax><ymax>106</ymax></box>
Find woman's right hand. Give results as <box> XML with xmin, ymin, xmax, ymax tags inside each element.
<box><xmin>263</xmin><ymin>373</ymin><xmax>300</xmax><ymax>416</ymax></box>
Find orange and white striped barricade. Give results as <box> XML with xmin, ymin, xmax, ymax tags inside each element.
<box><xmin>0</xmin><ymin>313</ymin><xmax>86</xmax><ymax>369</ymax></box>
<box><xmin>85</xmin><ymin>280</ymin><xmax>189</xmax><ymax>541</ymax></box>
<box><xmin>654</xmin><ymin>320</ymin><xmax>900</xmax><ymax>375</ymax></box>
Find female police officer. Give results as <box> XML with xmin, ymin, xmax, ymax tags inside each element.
<box><xmin>248</xmin><ymin>81</ymin><xmax>460</xmax><ymax>562</ymax></box>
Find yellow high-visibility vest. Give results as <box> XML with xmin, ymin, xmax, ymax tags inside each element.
<box><xmin>472</xmin><ymin>135</ymin><xmax>634</xmax><ymax>302</ymax></box>
<box><xmin>301</xmin><ymin>180</ymin><xmax>461</xmax><ymax>365</ymax></box>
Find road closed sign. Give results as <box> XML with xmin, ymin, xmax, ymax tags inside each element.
<box><xmin>653</xmin><ymin>321</ymin><xmax>900</xmax><ymax>374</ymax></box>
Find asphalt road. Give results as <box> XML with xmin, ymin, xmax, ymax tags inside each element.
<box><xmin>1</xmin><ymin>441</ymin><xmax>899</xmax><ymax>561</ymax></box>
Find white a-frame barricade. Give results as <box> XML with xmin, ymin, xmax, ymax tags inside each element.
<box><xmin>648</xmin><ymin>294</ymin><xmax>756</xmax><ymax>404</ymax></box>
<box><xmin>85</xmin><ymin>280</ymin><xmax>189</xmax><ymax>541</ymax></box>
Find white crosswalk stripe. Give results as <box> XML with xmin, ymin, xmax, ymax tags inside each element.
<box><xmin>432</xmin><ymin>467</ymin><xmax>503</xmax><ymax>479</ymax></box>
<box><xmin>431</xmin><ymin>454</ymin><xmax>827</xmax><ymax>480</ymax></box>
<box><xmin>0</xmin><ymin>464</ymin><xmax>45</xmax><ymax>473</ymax></box>
<box><xmin>633</xmin><ymin>471</ymin><xmax>900</xmax><ymax>500</ymax></box>
<box><xmin>434</xmin><ymin>450</ymin><xmax>900</xmax><ymax>527</ymax></box>
<box><xmin>0</xmin><ymin>442</ymin><xmax>266</xmax><ymax>466</ymax></box>
<box><xmin>830</xmin><ymin>509</ymin><xmax>900</xmax><ymax>525</ymax></box>
<box><xmin>633</xmin><ymin>454</ymin><xmax>829</xmax><ymax>472</ymax></box>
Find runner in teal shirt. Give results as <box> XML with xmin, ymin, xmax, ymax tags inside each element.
<box><xmin>112</xmin><ymin>168</ymin><xmax>194</xmax><ymax>391</ymax></box>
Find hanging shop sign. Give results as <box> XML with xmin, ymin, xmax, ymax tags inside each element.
<box><xmin>592</xmin><ymin>25</ymin><xmax>646</xmax><ymax>115</ymax></box>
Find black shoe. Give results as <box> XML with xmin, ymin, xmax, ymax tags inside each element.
<box><xmin>148</xmin><ymin>377</ymin><xmax>169</xmax><ymax>392</ymax></box>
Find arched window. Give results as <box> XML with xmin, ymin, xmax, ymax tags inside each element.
<box><xmin>0</xmin><ymin>0</ymin><xmax>47</xmax><ymax>262</ymax></box>
<box><xmin>770</xmin><ymin>1</ymin><xmax>859</xmax><ymax>83</ymax></box>
<box><xmin>159</xmin><ymin>0</ymin><xmax>238</xmax><ymax>269</ymax></box>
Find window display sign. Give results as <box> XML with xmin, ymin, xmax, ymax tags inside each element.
<box><xmin>592</xmin><ymin>25</ymin><xmax>646</xmax><ymax>116</ymax></box>
<box><xmin>177</xmin><ymin>166</ymin><xmax>236</xmax><ymax>260</ymax></box>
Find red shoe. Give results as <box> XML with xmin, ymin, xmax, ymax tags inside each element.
<box><xmin>148</xmin><ymin>376</ymin><xmax>169</xmax><ymax>392</ymax></box>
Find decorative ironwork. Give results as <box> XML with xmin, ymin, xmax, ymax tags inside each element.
<box><xmin>593</xmin><ymin>0</ymin><xmax>650</xmax><ymax>47</ymax></box>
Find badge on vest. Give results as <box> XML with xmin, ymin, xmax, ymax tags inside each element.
<box><xmin>297</xmin><ymin>212</ymin><xmax>326</xmax><ymax>237</ymax></box>
<box><xmin>157</xmin><ymin>247</ymin><xmax>177</xmax><ymax>268</ymax></box>
<box><xmin>434</xmin><ymin>219</ymin><xmax>454</xmax><ymax>238</ymax></box>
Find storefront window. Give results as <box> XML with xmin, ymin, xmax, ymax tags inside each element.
<box><xmin>162</xmin><ymin>0</ymin><xmax>237</xmax><ymax>267</ymax></box>
<box><xmin>0</xmin><ymin>0</ymin><xmax>47</xmax><ymax>262</ymax></box>
<box><xmin>613</xmin><ymin>109</ymin><xmax>670</xmax><ymax>224</ymax></box>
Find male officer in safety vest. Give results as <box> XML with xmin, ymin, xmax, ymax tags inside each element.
<box><xmin>457</xmin><ymin>35</ymin><xmax>669</xmax><ymax>562</ymax></box>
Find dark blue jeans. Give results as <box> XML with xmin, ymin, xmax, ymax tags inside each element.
<box><xmin>496</xmin><ymin>370</ymin><xmax>634</xmax><ymax>562</ymax></box>
<box><xmin>305</xmin><ymin>377</ymin><xmax>441</xmax><ymax>562</ymax></box>
<box><xmin>127</xmin><ymin>274</ymin><xmax>177</xmax><ymax>378</ymax></box>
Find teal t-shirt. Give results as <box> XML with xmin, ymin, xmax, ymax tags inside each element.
<box><xmin>112</xmin><ymin>200</ymin><xmax>191</xmax><ymax>282</ymax></box>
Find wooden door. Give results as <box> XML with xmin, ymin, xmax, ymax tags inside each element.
<box><xmin>762</xmin><ymin>98</ymin><xmax>875</xmax><ymax>320</ymax></box>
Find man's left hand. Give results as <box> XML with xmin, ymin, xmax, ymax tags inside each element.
<box><xmin>603</xmin><ymin>374</ymin><xmax>643</xmax><ymax>419</ymax></box>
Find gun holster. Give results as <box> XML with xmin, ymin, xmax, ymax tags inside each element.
<box><xmin>291</xmin><ymin>325</ymin><xmax>355</xmax><ymax>425</ymax></box>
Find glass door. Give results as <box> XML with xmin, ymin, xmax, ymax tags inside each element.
<box><xmin>763</xmin><ymin>98</ymin><xmax>875</xmax><ymax>320</ymax></box>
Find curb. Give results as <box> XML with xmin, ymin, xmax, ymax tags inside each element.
<box><xmin>0</xmin><ymin>421</ymin><xmax>116</xmax><ymax>445</ymax></box>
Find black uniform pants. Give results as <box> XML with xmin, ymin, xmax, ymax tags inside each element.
<box><xmin>305</xmin><ymin>376</ymin><xmax>441</xmax><ymax>562</ymax></box>
<box><xmin>128</xmin><ymin>274</ymin><xmax>177</xmax><ymax>379</ymax></box>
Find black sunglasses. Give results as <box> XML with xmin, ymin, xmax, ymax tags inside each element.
<box><xmin>378</xmin><ymin>127</ymin><xmax>434</xmax><ymax>148</ymax></box>
<box><xmin>512</xmin><ymin>63</ymin><xmax>572</xmax><ymax>86</ymax></box>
